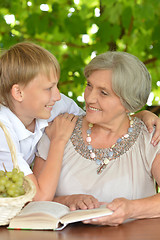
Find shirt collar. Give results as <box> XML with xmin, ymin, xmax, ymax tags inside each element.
<box><xmin>0</xmin><ymin>106</ymin><xmax>48</xmax><ymax>141</ymax></box>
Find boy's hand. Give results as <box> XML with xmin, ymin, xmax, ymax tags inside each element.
<box><xmin>138</xmin><ymin>110</ymin><xmax>160</xmax><ymax>146</ymax></box>
<box><xmin>45</xmin><ymin>113</ymin><xmax>77</xmax><ymax>143</ymax></box>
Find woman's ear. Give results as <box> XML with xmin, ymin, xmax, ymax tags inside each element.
<box><xmin>125</xmin><ymin>109</ymin><xmax>130</xmax><ymax>114</ymax></box>
<box><xmin>11</xmin><ymin>84</ymin><xmax>24</xmax><ymax>102</ymax></box>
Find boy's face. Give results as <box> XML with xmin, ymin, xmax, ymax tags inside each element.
<box><xmin>19</xmin><ymin>70</ymin><xmax>61</xmax><ymax>121</ymax></box>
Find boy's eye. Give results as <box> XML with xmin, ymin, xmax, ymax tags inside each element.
<box><xmin>46</xmin><ymin>87</ymin><xmax>52</xmax><ymax>91</ymax></box>
<box><xmin>86</xmin><ymin>82</ymin><xmax>91</xmax><ymax>87</ymax></box>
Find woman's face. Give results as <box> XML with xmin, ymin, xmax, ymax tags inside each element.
<box><xmin>84</xmin><ymin>69</ymin><xmax>127</xmax><ymax>127</ymax></box>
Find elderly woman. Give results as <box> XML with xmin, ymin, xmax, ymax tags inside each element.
<box><xmin>34</xmin><ymin>51</ymin><xmax>160</xmax><ymax>226</ymax></box>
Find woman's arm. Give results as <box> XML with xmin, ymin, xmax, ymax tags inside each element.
<box><xmin>83</xmin><ymin>153</ymin><xmax>160</xmax><ymax>226</ymax></box>
<box><xmin>134</xmin><ymin>110</ymin><xmax>160</xmax><ymax>146</ymax></box>
<box><xmin>83</xmin><ymin>194</ymin><xmax>160</xmax><ymax>227</ymax></box>
<box><xmin>27</xmin><ymin>113</ymin><xmax>77</xmax><ymax>201</ymax></box>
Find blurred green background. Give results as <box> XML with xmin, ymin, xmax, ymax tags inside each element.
<box><xmin>0</xmin><ymin>0</ymin><xmax>160</xmax><ymax>112</ymax></box>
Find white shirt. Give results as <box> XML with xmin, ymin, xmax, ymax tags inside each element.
<box><xmin>0</xmin><ymin>93</ymin><xmax>84</xmax><ymax>175</ymax></box>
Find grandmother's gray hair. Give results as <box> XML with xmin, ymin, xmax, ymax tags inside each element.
<box><xmin>84</xmin><ymin>51</ymin><xmax>151</xmax><ymax>113</ymax></box>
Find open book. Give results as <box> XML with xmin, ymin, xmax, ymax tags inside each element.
<box><xmin>8</xmin><ymin>201</ymin><xmax>113</xmax><ymax>230</ymax></box>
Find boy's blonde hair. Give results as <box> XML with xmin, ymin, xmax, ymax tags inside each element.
<box><xmin>0</xmin><ymin>42</ymin><xmax>60</xmax><ymax>109</ymax></box>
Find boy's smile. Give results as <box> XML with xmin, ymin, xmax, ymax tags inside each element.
<box><xmin>13</xmin><ymin>71</ymin><xmax>61</xmax><ymax>129</ymax></box>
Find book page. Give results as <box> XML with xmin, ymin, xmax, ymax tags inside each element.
<box><xmin>9</xmin><ymin>214</ymin><xmax>61</xmax><ymax>230</ymax></box>
<box><xmin>60</xmin><ymin>205</ymin><xmax>113</xmax><ymax>224</ymax></box>
<box><xmin>17</xmin><ymin>201</ymin><xmax>70</xmax><ymax>219</ymax></box>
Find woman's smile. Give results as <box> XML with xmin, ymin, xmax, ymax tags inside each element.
<box><xmin>87</xmin><ymin>105</ymin><xmax>102</xmax><ymax>112</ymax></box>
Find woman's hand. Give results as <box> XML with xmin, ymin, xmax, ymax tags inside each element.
<box><xmin>134</xmin><ymin>110</ymin><xmax>160</xmax><ymax>146</ymax></box>
<box><xmin>54</xmin><ymin>194</ymin><xmax>100</xmax><ymax>211</ymax></box>
<box><xmin>83</xmin><ymin>198</ymin><xmax>132</xmax><ymax>226</ymax></box>
<box><xmin>45</xmin><ymin>113</ymin><xmax>77</xmax><ymax>144</ymax></box>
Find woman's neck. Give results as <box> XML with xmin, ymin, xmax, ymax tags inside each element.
<box><xmin>82</xmin><ymin>115</ymin><xmax>130</xmax><ymax>149</ymax></box>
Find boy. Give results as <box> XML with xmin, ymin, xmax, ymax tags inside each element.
<box><xmin>0</xmin><ymin>42</ymin><xmax>82</xmax><ymax>200</ymax></box>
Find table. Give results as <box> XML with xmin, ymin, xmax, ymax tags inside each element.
<box><xmin>0</xmin><ymin>218</ymin><xmax>160</xmax><ymax>240</ymax></box>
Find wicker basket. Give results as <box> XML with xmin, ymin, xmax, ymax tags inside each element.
<box><xmin>0</xmin><ymin>121</ymin><xmax>36</xmax><ymax>226</ymax></box>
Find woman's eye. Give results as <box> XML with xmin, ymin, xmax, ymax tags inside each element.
<box><xmin>101</xmin><ymin>91</ymin><xmax>108</xmax><ymax>95</ymax></box>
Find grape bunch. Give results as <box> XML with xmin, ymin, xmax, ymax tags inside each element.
<box><xmin>0</xmin><ymin>168</ymin><xmax>26</xmax><ymax>198</ymax></box>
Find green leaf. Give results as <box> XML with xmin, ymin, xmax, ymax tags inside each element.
<box><xmin>152</xmin><ymin>25</ymin><xmax>160</xmax><ymax>41</ymax></box>
<box><xmin>97</xmin><ymin>21</ymin><xmax>112</xmax><ymax>43</ymax></box>
<box><xmin>121</xmin><ymin>7</ymin><xmax>132</xmax><ymax>30</ymax></box>
<box><xmin>26</xmin><ymin>13</ymin><xmax>40</xmax><ymax>36</ymax></box>
<box><xmin>111</xmin><ymin>24</ymin><xmax>121</xmax><ymax>41</ymax></box>
<box><xmin>64</xmin><ymin>15</ymin><xmax>86</xmax><ymax>37</ymax></box>
<box><xmin>0</xmin><ymin>0</ymin><xmax>160</xmax><ymax>107</ymax></box>
<box><xmin>152</xmin><ymin>43</ymin><xmax>160</xmax><ymax>58</ymax></box>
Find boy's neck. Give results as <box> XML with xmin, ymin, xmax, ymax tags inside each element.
<box><xmin>11</xmin><ymin>105</ymin><xmax>36</xmax><ymax>133</ymax></box>
<box><xmin>25</xmin><ymin>119</ymin><xmax>36</xmax><ymax>132</ymax></box>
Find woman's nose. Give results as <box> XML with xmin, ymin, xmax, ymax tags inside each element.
<box><xmin>86</xmin><ymin>90</ymin><xmax>97</xmax><ymax>103</ymax></box>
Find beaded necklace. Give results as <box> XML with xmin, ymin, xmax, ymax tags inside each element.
<box><xmin>86</xmin><ymin>115</ymin><xmax>134</xmax><ymax>174</ymax></box>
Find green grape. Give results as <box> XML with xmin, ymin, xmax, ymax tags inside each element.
<box><xmin>2</xmin><ymin>192</ymin><xmax>7</xmax><ymax>197</ymax></box>
<box><xmin>6</xmin><ymin>171</ymin><xmax>12</xmax><ymax>178</ymax></box>
<box><xmin>15</xmin><ymin>178</ymin><xmax>24</xmax><ymax>187</ymax></box>
<box><xmin>0</xmin><ymin>176</ymin><xmax>7</xmax><ymax>185</ymax></box>
<box><xmin>7</xmin><ymin>183</ymin><xmax>16</xmax><ymax>197</ymax></box>
<box><xmin>0</xmin><ymin>185</ymin><xmax>5</xmax><ymax>192</ymax></box>
<box><xmin>0</xmin><ymin>168</ymin><xmax>26</xmax><ymax>197</ymax></box>
<box><xmin>14</xmin><ymin>186</ymin><xmax>24</xmax><ymax>197</ymax></box>
<box><xmin>9</xmin><ymin>182</ymin><xmax>17</xmax><ymax>189</ymax></box>
<box><xmin>5</xmin><ymin>180</ymin><xmax>12</xmax><ymax>188</ymax></box>
<box><xmin>12</xmin><ymin>168</ymin><xmax>18</xmax><ymax>174</ymax></box>
<box><xmin>0</xmin><ymin>170</ymin><xmax>5</xmax><ymax>177</ymax></box>
<box><xmin>18</xmin><ymin>171</ymin><xmax>24</xmax><ymax>178</ymax></box>
<box><xmin>7</xmin><ymin>188</ymin><xmax>15</xmax><ymax>197</ymax></box>
<box><xmin>12</xmin><ymin>173</ymin><xmax>20</xmax><ymax>182</ymax></box>
<box><xmin>13</xmin><ymin>188</ymin><xmax>20</xmax><ymax>197</ymax></box>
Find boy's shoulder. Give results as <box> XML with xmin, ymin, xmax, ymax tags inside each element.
<box><xmin>0</xmin><ymin>105</ymin><xmax>13</xmax><ymax>124</ymax></box>
<box><xmin>0</xmin><ymin>105</ymin><xmax>28</xmax><ymax>136</ymax></box>
<box><xmin>0</xmin><ymin>105</ymin><xmax>22</xmax><ymax>132</ymax></box>
<box><xmin>48</xmin><ymin>94</ymin><xmax>84</xmax><ymax>122</ymax></box>
<box><xmin>57</xmin><ymin>93</ymin><xmax>75</xmax><ymax>104</ymax></box>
